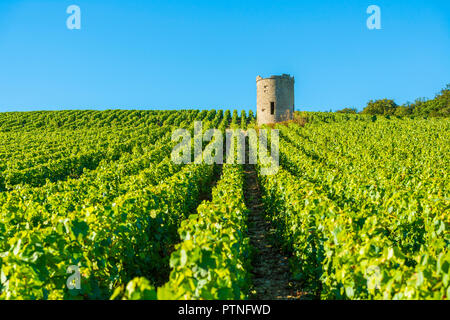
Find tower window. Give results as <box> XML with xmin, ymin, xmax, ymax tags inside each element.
<box><xmin>270</xmin><ymin>102</ymin><xmax>275</xmax><ymax>115</ymax></box>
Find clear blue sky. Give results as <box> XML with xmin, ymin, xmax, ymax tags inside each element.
<box><xmin>0</xmin><ymin>0</ymin><xmax>449</xmax><ymax>112</ymax></box>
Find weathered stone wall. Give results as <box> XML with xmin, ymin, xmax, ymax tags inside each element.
<box><xmin>256</xmin><ymin>74</ymin><xmax>294</xmax><ymax>126</ymax></box>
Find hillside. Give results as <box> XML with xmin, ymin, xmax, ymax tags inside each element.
<box><xmin>0</xmin><ymin>110</ymin><xmax>448</xmax><ymax>300</ymax></box>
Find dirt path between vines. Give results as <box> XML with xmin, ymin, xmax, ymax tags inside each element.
<box><xmin>243</xmin><ymin>164</ymin><xmax>307</xmax><ymax>300</ymax></box>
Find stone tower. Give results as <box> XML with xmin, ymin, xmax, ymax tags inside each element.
<box><xmin>256</xmin><ymin>74</ymin><xmax>295</xmax><ymax>126</ymax></box>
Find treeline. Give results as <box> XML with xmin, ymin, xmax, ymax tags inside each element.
<box><xmin>337</xmin><ymin>84</ymin><xmax>450</xmax><ymax>117</ymax></box>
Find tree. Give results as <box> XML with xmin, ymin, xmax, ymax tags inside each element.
<box><xmin>362</xmin><ymin>99</ymin><xmax>398</xmax><ymax>116</ymax></box>
<box><xmin>394</xmin><ymin>106</ymin><xmax>411</xmax><ymax>117</ymax></box>
<box><xmin>410</xmin><ymin>84</ymin><xmax>449</xmax><ymax>117</ymax></box>
<box><xmin>336</xmin><ymin>108</ymin><xmax>357</xmax><ymax>114</ymax></box>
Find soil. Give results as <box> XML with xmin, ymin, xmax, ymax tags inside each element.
<box><xmin>243</xmin><ymin>164</ymin><xmax>308</xmax><ymax>300</ymax></box>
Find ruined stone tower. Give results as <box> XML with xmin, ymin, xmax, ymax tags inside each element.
<box><xmin>256</xmin><ymin>74</ymin><xmax>295</xmax><ymax>126</ymax></box>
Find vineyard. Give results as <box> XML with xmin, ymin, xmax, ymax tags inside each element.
<box><xmin>0</xmin><ymin>110</ymin><xmax>448</xmax><ymax>300</ymax></box>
